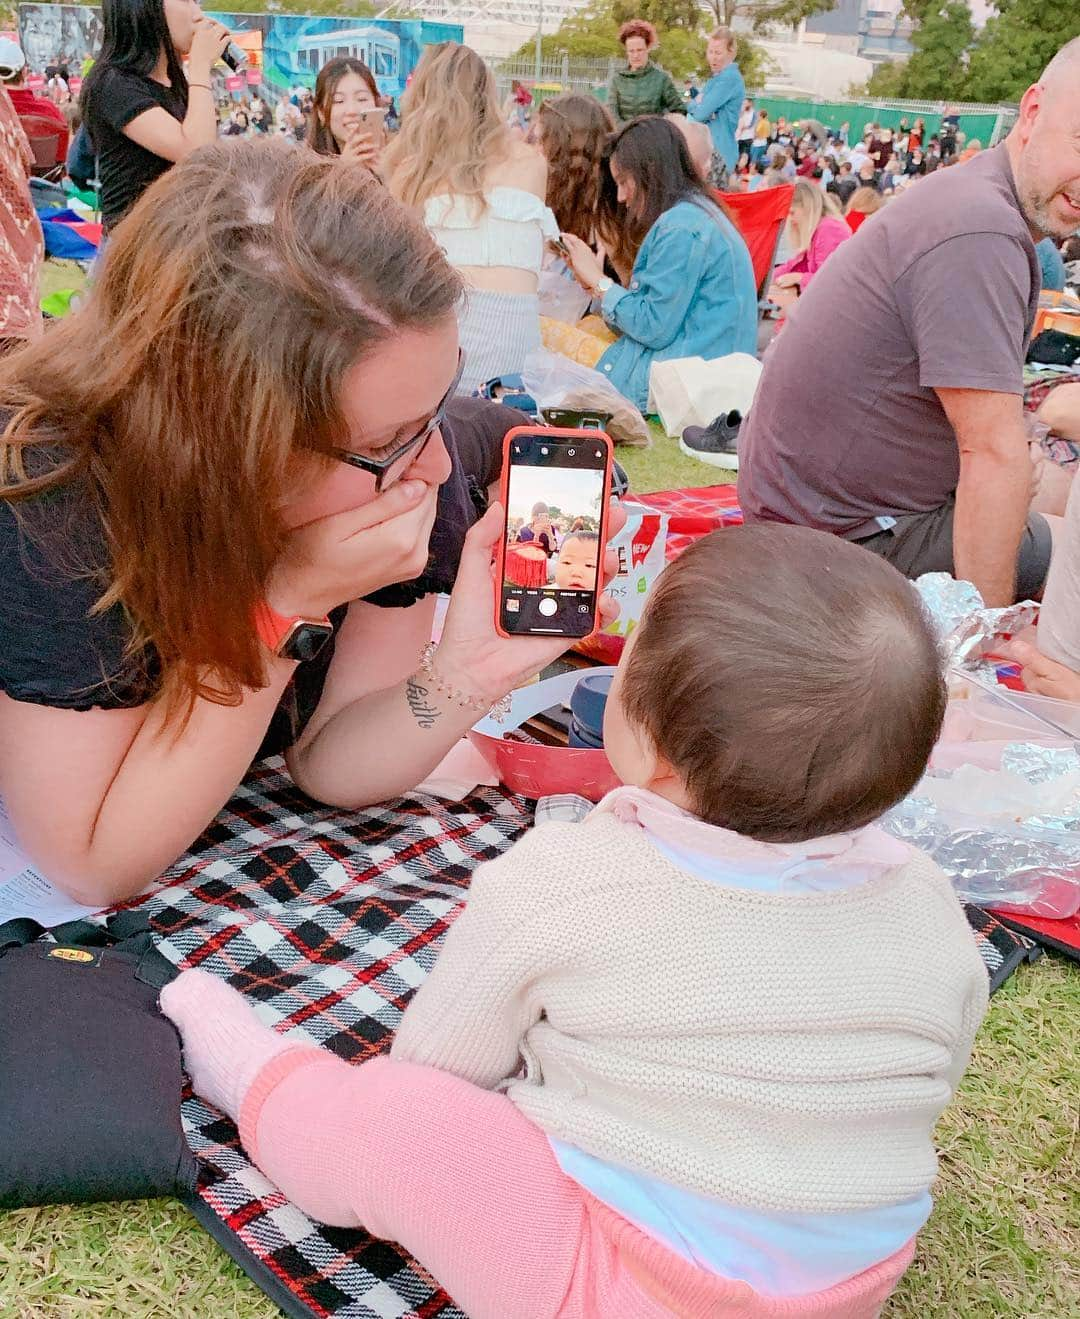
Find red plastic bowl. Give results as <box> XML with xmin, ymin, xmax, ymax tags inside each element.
<box><xmin>467</xmin><ymin>729</ymin><xmax>620</xmax><ymax>801</ymax></box>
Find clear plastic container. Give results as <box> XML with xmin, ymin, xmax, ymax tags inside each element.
<box><xmin>941</xmin><ymin>671</ymin><xmax>1080</xmax><ymax>744</ymax></box>
<box><xmin>909</xmin><ymin>670</ymin><xmax>1080</xmax><ymax>917</ymax></box>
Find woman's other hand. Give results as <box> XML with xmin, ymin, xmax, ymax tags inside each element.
<box><xmin>269</xmin><ymin>479</ymin><xmax>439</xmax><ymax>618</ymax></box>
<box><xmin>1001</xmin><ymin>638</ymin><xmax>1080</xmax><ymax>703</ymax></box>
<box><xmin>562</xmin><ymin>232</ymin><xmax>605</xmax><ymax>292</ymax></box>
<box><xmin>766</xmin><ymin>281</ymin><xmax>799</xmax><ymax>311</ymax></box>
<box><xmin>436</xmin><ymin>500</ymin><xmax>627</xmax><ymax>704</ymax></box>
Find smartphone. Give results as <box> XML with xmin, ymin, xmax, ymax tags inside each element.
<box><xmin>353</xmin><ymin>105</ymin><xmax>388</xmax><ymax>142</ymax></box>
<box><xmin>546</xmin><ymin>236</ymin><xmax>571</xmax><ymax>260</ymax></box>
<box><xmin>496</xmin><ymin>426</ymin><xmax>613</xmax><ymax>639</ymax></box>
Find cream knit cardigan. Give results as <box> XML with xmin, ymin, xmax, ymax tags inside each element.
<box><xmin>392</xmin><ymin>812</ymin><xmax>988</xmax><ymax>1214</ymax></box>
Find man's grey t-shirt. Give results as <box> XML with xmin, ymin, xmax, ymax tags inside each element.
<box><xmin>739</xmin><ymin>146</ymin><xmax>1040</xmax><ymax>537</ymax></box>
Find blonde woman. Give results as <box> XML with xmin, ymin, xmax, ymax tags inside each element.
<box><xmin>384</xmin><ymin>43</ymin><xmax>556</xmax><ymax>395</ymax></box>
<box><xmin>766</xmin><ymin>177</ymin><xmax>851</xmax><ymax>311</ymax></box>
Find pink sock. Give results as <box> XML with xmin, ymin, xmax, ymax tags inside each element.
<box><xmin>160</xmin><ymin>969</ymin><xmax>301</xmax><ymax>1120</ymax></box>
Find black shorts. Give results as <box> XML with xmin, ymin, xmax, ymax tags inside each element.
<box><xmin>852</xmin><ymin>500</ymin><xmax>1052</xmax><ymax>602</ymax></box>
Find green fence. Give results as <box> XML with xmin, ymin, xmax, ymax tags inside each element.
<box><xmin>751</xmin><ymin>97</ymin><xmax>1010</xmax><ymax>147</ymax></box>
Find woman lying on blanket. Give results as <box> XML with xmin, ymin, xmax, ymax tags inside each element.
<box><xmin>163</xmin><ymin>524</ymin><xmax>987</xmax><ymax>1319</ymax></box>
<box><xmin>0</xmin><ymin>139</ymin><xmax>624</xmax><ymax>908</ymax></box>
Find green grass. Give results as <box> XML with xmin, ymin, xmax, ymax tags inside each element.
<box><xmin>3</xmin><ymin>262</ymin><xmax>1075</xmax><ymax>1319</ymax></box>
<box><xmin>619</xmin><ymin>423</ymin><xmax>737</xmax><ymax>494</ymax></box>
<box><xmin>0</xmin><ymin>956</ymin><xmax>1075</xmax><ymax>1317</ymax></box>
<box><xmin>38</xmin><ymin>258</ymin><xmax>88</xmax><ymax>305</ymax></box>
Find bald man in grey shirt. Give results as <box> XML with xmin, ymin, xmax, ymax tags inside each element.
<box><xmin>739</xmin><ymin>38</ymin><xmax>1080</xmax><ymax>607</ymax></box>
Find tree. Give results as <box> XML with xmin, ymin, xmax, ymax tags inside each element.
<box><xmin>965</xmin><ymin>2</ymin><xmax>1080</xmax><ymax>102</ymax></box>
<box><xmin>526</xmin><ymin>8</ymin><xmax>621</xmax><ymax>64</ymax></box>
<box><xmin>862</xmin><ymin>0</ymin><xmax>973</xmax><ymax>100</ymax></box>
<box><xmin>862</xmin><ymin>0</ymin><xmax>1078</xmax><ymax>104</ymax></box>
<box><xmin>856</xmin><ymin>60</ymin><xmax>906</xmax><ymax>98</ymax></box>
<box><xmin>896</xmin><ymin>1</ymin><xmax>974</xmax><ymax>98</ymax></box>
<box><xmin>698</xmin><ymin>0</ymin><xmax>836</xmax><ymax>33</ymax></box>
<box><xmin>610</xmin><ymin>0</ymin><xmax>702</xmax><ymax>29</ymax></box>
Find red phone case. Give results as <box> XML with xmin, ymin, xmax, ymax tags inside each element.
<box><xmin>494</xmin><ymin>425</ymin><xmax>614</xmax><ymax>640</ymax></box>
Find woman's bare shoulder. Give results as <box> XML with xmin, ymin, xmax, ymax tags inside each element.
<box><xmin>489</xmin><ymin>140</ymin><xmax>548</xmax><ymax>198</ymax></box>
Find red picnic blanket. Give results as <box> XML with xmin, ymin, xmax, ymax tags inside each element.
<box><xmin>625</xmin><ymin>483</ymin><xmax>743</xmax><ymax>560</ymax></box>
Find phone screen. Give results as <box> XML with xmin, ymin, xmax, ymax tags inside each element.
<box><xmin>500</xmin><ymin>432</ymin><xmax>609</xmax><ymax>638</ymax></box>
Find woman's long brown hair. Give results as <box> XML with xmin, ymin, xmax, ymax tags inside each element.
<box><xmin>597</xmin><ymin>116</ymin><xmax>716</xmax><ymax>280</ymax></box>
<box><xmin>537</xmin><ymin>93</ymin><xmax>613</xmax><ymax>244</ymax></box>
<box><xmin>383</xmin><ymin>42</ymin><xmax>510</xmax><ymax>212</ymax></box>
<box><xmin>0</xmin><ymin>139</ymin><xmax>462</xmax><ymax>721</ymax></box>
<box><xmin>306</xmin><ymin>56</ymin><xmax>380</xmax><ymax>157</ymax></box>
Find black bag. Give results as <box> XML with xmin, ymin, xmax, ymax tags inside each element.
<box><xmin>0</xmin><ymin>911</ymin><xmax>198</xmax><ymax>1209</ymax></box>
<box><xmin>1027</xmin><ymin>328</ymin><xmax>1080</xmax><ymax>368</ymax></box>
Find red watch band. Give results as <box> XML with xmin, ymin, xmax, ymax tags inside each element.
<box><xmin>254</xmin><ymin>601</ymin><xmax>331</xmax><ymax>655</ymax></box>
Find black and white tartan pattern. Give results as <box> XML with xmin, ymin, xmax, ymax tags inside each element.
<box><xmin>110</xmin><ymin>758</ymin><xmax>1032</xmax><ymax>1319</ymax></box>
<box><xmin>118</xmin><ymin>758</ymin><xmax>530</xmax><ymax>1319</ymax></box>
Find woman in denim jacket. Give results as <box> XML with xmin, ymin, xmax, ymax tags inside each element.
<box><xmin>562</xmin><ymin>117</ymin><xmax>757</xmax><ymax>412</ymax></box>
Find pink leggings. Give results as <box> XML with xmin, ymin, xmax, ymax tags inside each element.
<box><xmin>239</xmin><ymin>1050</ymin><xmax>913</xmax><ymax>1319</ymax></box>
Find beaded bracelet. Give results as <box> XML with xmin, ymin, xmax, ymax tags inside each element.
<box><xmin>418</xmin><ymin>642</ymin><xmax>512</xmax><ymax>724</ymax></box>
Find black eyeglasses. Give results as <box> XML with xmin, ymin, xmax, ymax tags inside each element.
<box><xmin>334</xmin><ymin>351</ymin><xmax>465</xmax><ymax>492</ymax></box>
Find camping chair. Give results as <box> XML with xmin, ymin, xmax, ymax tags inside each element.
<box><xmin>17</xmin><ymin>112</ymin><xmax>68</xmax><ymax>184</ymax></box>
<box><xmin>717</xmin><ymin>183</ymin><xmax>795</xmax><ymax>301</ymax></box>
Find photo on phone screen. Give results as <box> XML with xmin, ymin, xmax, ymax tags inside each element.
<box><xmin>499</xmin><ymin>431</ymin><xmax>610</xmax><ymax>638</ymax></box>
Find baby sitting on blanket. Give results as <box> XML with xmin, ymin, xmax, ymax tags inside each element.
<box><xmin>162</xmin><ymin>524</ymin><xmax>987</xmax><ymax>1319</ymax></box>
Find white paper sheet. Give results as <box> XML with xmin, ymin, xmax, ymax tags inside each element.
<box><xmin>0</xmin><ymin>801</ymin><xmax>101</xmax><ymax>927</ymax></box>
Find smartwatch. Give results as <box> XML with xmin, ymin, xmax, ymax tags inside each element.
<box><xmin>254</xmin><ymin>602</ymin><xmax>334</xmax><ymax>663</ymax></box>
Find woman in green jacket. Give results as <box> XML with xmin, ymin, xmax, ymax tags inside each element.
<box><xmin>608</xmin><ymin>19</ymin><xmax>684</xmax><ymax>124</ymax></box>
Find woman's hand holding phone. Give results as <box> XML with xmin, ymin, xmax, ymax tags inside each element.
<box><xmin>269</xmin><ymin>479</ymin><xmax>439</xmax><ymax>618</ymax></box>
<box><xmin>436</xmin><ymin>500</ymin><xmax>626</xmax><ymax>706</ymax></box>
<box><xmin>561</xmin><ymin>232</ymin><xmax>605</xmax><ymax>293</ymax></box>
<box><xmin>342</xmin><ymin>125</ymin><xmax>380</xmax><ymax>168</ymax></box>
<box><xmin>341</xmin><ymin>110</ymin><xmax>385</xmax><ymax>168</ymax></box>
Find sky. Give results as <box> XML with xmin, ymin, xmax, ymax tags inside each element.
<box><xmin>506</xmin><ymin>463</ymin><xmax>605</xmax><ymax>526</ymax></box>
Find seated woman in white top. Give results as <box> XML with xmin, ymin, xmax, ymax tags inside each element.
<box><xmin>384</xmin><ymin>43</ymin><xmax>555</xmax><ymax>395</ymax></box>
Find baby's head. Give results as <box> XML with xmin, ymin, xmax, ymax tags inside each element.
<box><xmin>604</xmin><ymin>525</ymin><xmax>946</xmax><ymax>842</ymax></box>
<box><xmin>554</xmin><ymin>531</ymin><xmax>599</xmax><ymax>589</ymax></box>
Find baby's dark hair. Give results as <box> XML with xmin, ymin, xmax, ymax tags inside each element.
<box><xmin>561</xmin><ymin>530</ymin><xmax>599</xmax><ymax>550</ymax></box>
<box><xmin>620</xmin><ymin>525</ymin><xmax>946</xmax><ymax>842</ymax></box>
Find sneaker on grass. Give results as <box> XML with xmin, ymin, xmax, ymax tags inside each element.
<box><xmin>679</xmin><ymin>410</ymin><xmax>742</xmax><ymax>470</ymax></box>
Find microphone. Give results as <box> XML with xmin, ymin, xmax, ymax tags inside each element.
<box><xmin>221</xmin><ymin>41</ymin><xmax>247</xmax><ymax>72</ymax></box>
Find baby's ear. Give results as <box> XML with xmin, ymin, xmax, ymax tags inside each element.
<box><xmin>647</xmin><ymin>746</ymin><xmax>694</xmax><ymax>811</ymax></box>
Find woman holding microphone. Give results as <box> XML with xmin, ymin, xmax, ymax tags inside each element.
<box><xmin>81</xmin><ymin>0</ymin><xmax>231</xmax><ymax>230</ymax></box>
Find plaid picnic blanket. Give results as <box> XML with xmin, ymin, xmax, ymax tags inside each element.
<box><xmin>110</xmin><ymin>759</ymin><xmax>1033</xmax><ymax>1319</ymax></box>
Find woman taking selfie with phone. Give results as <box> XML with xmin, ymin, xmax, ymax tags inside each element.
<box><xmin>0</xmin><ymin>140</ymin><xmax>622</xmax><ymax>910</ymax></box>
<box><xmin>81</xmin><ymin>0</ymin><xmax>230</xmax><ymax>230</ymax></box>
<box><xmin>384</xmin><ymin>43</ymin><xmax>556</xmax><ymax>395</ymax></box>
<box><xmin>306</xmin><ymin>56</ymin><xmax>385</xmax><ymax>170</ymax></box>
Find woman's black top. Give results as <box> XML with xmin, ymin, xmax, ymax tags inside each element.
<box><xmin>83</xmin><ymin>67</ymin><xmax>187</xmax><ymax>229</ymax></box>
<box><xmin>0</xmin><ymin>398</ymin><xmax>518</xmax><ymax>757</ymax></box>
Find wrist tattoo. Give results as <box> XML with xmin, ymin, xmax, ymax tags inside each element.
<box><xmin>405</xmin><ymin>676</ymin><xmax>441</xmax><ymax>729</ymax></box>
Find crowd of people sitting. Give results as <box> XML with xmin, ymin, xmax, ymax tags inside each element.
<box><xmin>1</xmin><ymin>2</ymin><xmax>1080</xmax><ymax>1312</ymax></box>
<box><xmin>736</xmin><ymin>108</ymin><xmax>960</xmax><ymax>197</ymax></box>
